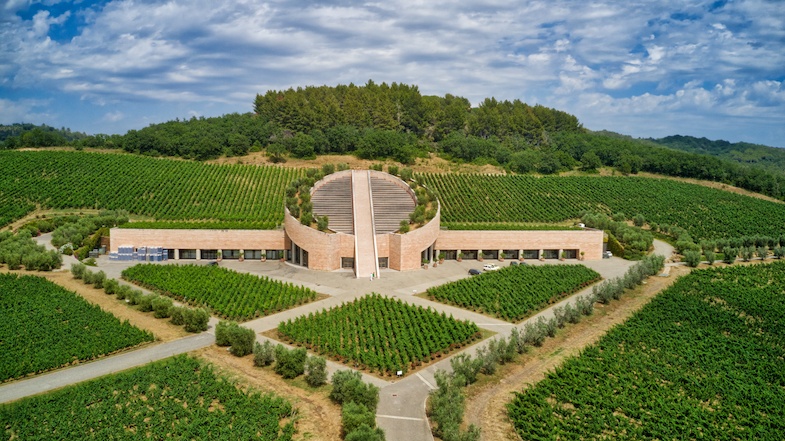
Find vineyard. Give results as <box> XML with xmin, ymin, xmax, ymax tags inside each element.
<box><xmin>426</xmin><ymin>264</ymin><xmax>601</xmax><ymax>322</ymax></box>
<box><xmin>277</xmin><ymin>294</ymin><xmax>481</xmax><ymax>375</ymax></box>
<box><xmin>419</xmin><ymin>173</ymin><xmax>785</xmax><ymax>240</ymax></box>
<box><xmin>121</xmin><ymin>264</ymin><xmax>319</xmax><ymax>321</ymax></box>
<box><xmin>0</xmin><ymin>150</ymin><xmax>301</xmax><ymax>228</ymax></box>
<box><xmin>0</xmin><ymin>355</ymin><xmax>296</xmax><ymax>439</ymax></box>
<box><xmin>0</xmin><ymin>273</ymin><xmax>154</xmax><ymax>382</ymax></box>
<box><xmin>507</xmin><ymin>262</ymin><xmax>785</xmax><ymax>439</ymax></box>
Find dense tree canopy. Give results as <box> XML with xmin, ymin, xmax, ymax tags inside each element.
<box><xmin>0</xmin><ymin>123</ymin><xmax>88</xmax><ymax>148</ymax></box>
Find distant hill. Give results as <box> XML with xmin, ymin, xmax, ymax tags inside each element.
<box><xmin>650</xmin><ymin>135</ymin><xmax>785</xmax><ymax>175</ymax></box>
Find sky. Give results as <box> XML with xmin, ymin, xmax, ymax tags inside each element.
<box><xmin>1</xmin><ymin>0</ymin><xmax>784</xmax><ymax>147</ymax></box>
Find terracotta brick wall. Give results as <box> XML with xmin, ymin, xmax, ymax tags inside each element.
<box><xmin>435</xmin><ymin>229</ymin><xmax>604</xmax><ymax>260</ymax></box>
<box><xmin>389</xmin><ymin>203</ymin><xmax>442</xmax><ymax>270</ymax></box>
<box><xmin>109</xmin><ymin>228</ymin><xmax>285</xmax><ymax>253</ymax></box>
<box><xmin>284</xmin><ymin>208</ymin><xmax>354</xmax><ymax>270</ymax></box>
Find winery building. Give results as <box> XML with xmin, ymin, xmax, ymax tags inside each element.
<box><xmin>110</xmin><ymin>170</ymin><xmax>604</xmax><ymax>278</ymax></box>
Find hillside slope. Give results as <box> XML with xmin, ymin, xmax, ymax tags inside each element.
<box><xmin>651</xmin><ymin>135</ymin><xmax>785</xmax><ymax>174</ymax></box>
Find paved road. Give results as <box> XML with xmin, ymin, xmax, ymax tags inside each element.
<box><xmin>0</xmin><ymin>333</ymin><xmax>214</xmax><ymax>404</ymax></box>
<box><xmin>8</xmin><ymin>236</ymin><xmax>673</xmax><ymax>441</ymax></box>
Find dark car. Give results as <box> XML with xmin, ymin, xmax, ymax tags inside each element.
<box><xmin>207</xmin><ymin>261</ymin><xmax>219</xmax><ymax>266</ymax></box>
<box><xmin>468</xmin><ymin>268</ymin><xmax>481</xmax><ymax>275</ymax></box>
<box><xmin>509</xmin><ymin>261</ymin><xmax>518</xmax><ymax>266</ymax></box>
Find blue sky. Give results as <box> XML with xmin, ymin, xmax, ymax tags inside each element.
<box><xmin>1</xmin><ymin>0</ymin><xmax>784</xmax><ymax>146</ymax></box>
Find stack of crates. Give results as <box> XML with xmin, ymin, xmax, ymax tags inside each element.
<box><xmin>110</xmin><ymin>245</ymin><xmax>134</xmax><ymax>261</ymax></box>
<box><xmin>109</xmin><ymin>246</ymin><xmax>167</xmax><ymax>261</ymax></box>
<box><xmin>147</xmin><ymin>246</ymin><xmax>164</xmax><ymax>262</ymax></box>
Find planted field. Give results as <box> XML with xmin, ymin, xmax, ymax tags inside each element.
<box><xmin>0</xmin><ymin>355</ymin><xmax>295</xmax><ymax>440</ymax></box>
<box><xmin>0</xmin><ymin>150</ymin><xmax>301</xmax><ymax>228</ymax></box>
<box><xmin>426</xmin><ymin>264</ymin><xmax>601</xmax><ymax>322</ymax></box>
<box><xmin>277</xmin><ymin>294</ymin><xmax>481</xmax><ymax>375</ymax></box>
<box><xmin>420</xmin><ymin>173</ymin><xmax>785</xmax><ymax>240</ymax></box>
<box><xmin>122</xmin><ymin>264</ymin><xmax>319</xmax><ymax>321</ymax></box>
<box><xmin>507</xmin><ymin>262</ymin><xmax>785</xmax><ymax>439</ymax></box>
<box><xmin>0</xmin><ymin>273</ymin><xmax>153</xmax><ymax>382</ymax></box>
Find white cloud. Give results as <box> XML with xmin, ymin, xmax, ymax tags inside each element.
<box><xmin>102</xmin><ymin>110</ymin><xmax>124</xmax><ymax>122</ymax></box>
<box><xmin>0</xmin><ymin>0</ymin><xmax>782</xmax><ymax>145</ymax></box>
<box><xmin>0</xmin><ymin>97</ymin><xmax>51</xmax><ymax>123</ymax></box>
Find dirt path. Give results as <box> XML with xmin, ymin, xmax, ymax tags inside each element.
<box><xmin>463</xmin><ymin>265</ymin><xmax>690</xmax><ymax>441</ymax></box>
<box><xmin>194</xmin><ymin>346</ymin><xmax>343</xmax><ymax>441</ymax></box>
<box><xmin>0</xmin><ymin>268</ymin><xmax>188</xmax><ymax>342</ymax></box>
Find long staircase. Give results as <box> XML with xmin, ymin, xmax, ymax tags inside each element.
<box><xmin>311</xmin><ymin>171</ymin><xmax>416</xmax><ymax>278</ymax></box>
<box><xmin>352</xmin><ymin>171</ymin><xmax>380</xmax><ymax>279</ymax></box>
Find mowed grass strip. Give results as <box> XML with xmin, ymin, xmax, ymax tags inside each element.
<box><xmin>0</xmin><ymin>355</ymin><xmax>295</xmax><ymax>440</ymax></box>
<box><xmin>426</xmin><ymin>264</ymin><xmax>601</xmax><ymax>322</ymax></box>
<box><xmin>508</xmin><ymin>262</ymin><xmax>785</xmax><ymax>440</ymax></box>
<box><xmin>122</xmin><ymin>264</ymin><xmax>319</xmax><ymax>321</ymax></box>
<box><xmin>0</xmin><ymin>273</ymin><xmax>154</xmax><ymax>382</ymax></box>
<box><xmin>278</xmin><ymin>294</ymin><xmax>481</xmax><ymax>376</ymax></box>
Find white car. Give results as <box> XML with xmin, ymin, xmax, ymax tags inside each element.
<box><xmin>483</xmin><ymin>263</ymin><xmax>501</xmax><ymax>271</ymax></box>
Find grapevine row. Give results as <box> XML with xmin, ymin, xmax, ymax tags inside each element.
<box><xmin>0</xmin><ymin>355</ymin><xmax>295</xmax><ymax>439</ymax></box>
<box><xmin>0</xmin><ymin>273</ymin><xmax>154</xmax><ymax>382</ymax></box>
<box><xmin>121</xmin><ymin>263</ymin><xmax>319</xmax><ymax>321</ymax></box>
<box><xmin>508</xmin><ymin>262</ymin><xmax>785</xmax><ymax>439</ymax></box>
<box><xmin>0</xmin><ymin>151</ymin><xmax>302</xmax><ymax>228</ymax></box>
<box><xmin>420</xmin><ymin>173</ymin><xmax>785</xmax><ymax>240</ymax></box>
<box><xmin>278</xmin><ymin>294</ymin><xmax>481</xmax><ymax>375</ymax></box>
<box><xmin>426</xmin><ymin>264</ymin><xmax>601</xmax><ymax>322</ymax></box>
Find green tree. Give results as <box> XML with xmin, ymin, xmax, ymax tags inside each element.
<box><xmin>267</xmin><ymin>142</ymin><xmax>286</xmax><ymax>163</ymax></box>
<box><xmin>580</xmin><ymin>151</ymin><xmax>602</xmax><ymax>172</ymax></box>
<box><xmin>253</xmin><ymin>340</ymin><xmax>276</xmax><ymax>367</ymax></box>
<box><xmin>305</xmin><ymin>356</ymin><xmax>328</xmax><ymax>387</ymax></box>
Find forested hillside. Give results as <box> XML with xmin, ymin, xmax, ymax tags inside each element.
<box><xmin>0</xmin><ymin>123</ymin><xmax>89</xmax><ymax>148</ymax></box>
<box><xmin>5</xmin><ymin>81</ymin><xmax>785</xmax><ymax>201</ymax></box>
<box><xmin>651</xmin><ymin>135</ymin><xmax>785</xmax><ymax>174</ymax></box>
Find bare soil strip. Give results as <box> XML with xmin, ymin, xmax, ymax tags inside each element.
<box><xmin>194</xmin><ymin>346</ymin><xmax>343</xmax><ymax>441</ymax></box>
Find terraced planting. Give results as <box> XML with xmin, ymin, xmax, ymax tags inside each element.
<box><xmin>121</xmin><ymin>264</ymin><xmax>319</xmax><ymax>321</ymax></box>
<box><xmin>0</xmin><ymin>150</ymin><xmax>301</xmax><ymax>228</ymax></box>
<box><xmin>507</xmin><ymin>262</ymin><xmax>785</xmax><ymax>439</ymax></box>
<box><xmin>0</xmin><ymin>355</ymin><xmax>295</xmax><ymax>440</ymax></box>
<box><xmin>426</xmin><ymin>264</ymin><xmax>601</xmax><ymax>322</ymax></box>
<box><xmin>420</xmin><ymin>173</ymin><xmax>785</xmax><ymax>240</ymax></box>
<box><xmin>0</xmin><ymin>273</ymin><xmax>154</xmax><ymax>382</ymax></box>
<box><xmin>277</xmin><ymin>294</ymin><xmax>481</xmax><ymax>375</ymax></box>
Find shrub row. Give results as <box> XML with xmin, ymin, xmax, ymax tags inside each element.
<box><xmin>428</xmin><ymin>254</ymin><xmax>665</xmax><ymax>441</ymax></box>
<box><xmin>71</xmin><ymin>263</ymin><xmax>209</xmax><ymax>332</ymax></box>
<box><xmin>229</xmin><ymin>329</ymin><xmax>384</xmax><ymax>440</ymax></box>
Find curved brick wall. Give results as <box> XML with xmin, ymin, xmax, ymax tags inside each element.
<box><xmin>284</xmin><ymin>207</ymin><xmax>354</xmax><ymax>271</ymax></box>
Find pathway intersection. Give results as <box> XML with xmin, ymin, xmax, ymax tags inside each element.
<box><xmin>1</xmin><ymin>237</ymin><xmax>676</xmax><ymax>441</ymax></box>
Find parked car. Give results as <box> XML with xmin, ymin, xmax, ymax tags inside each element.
<box><xmin>207</xmin><ymin>261</ymin><xmax>219</xmax><ymax>266</ymax></box>
<box><xmin>483</xmin><ymin>263</ymin><xmax>501</xmax><ymax>271</ymax></box>
<box><xmin>468</xmin><ymin>268</ymin><xmax>482</xmax><ymax>275</ymax></box>
<box><xmin>603</xmin><ymin>251</ymin><xmax>613</xmax><ymax>259</ymax></box>
<box><xmin>509</xmin><ymin>261</ymin><xmax>518</xmax><ymax>266</ymax></box>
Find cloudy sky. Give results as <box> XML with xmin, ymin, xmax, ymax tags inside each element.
<box><xmin>1</xmin><ymin>0</ymin><xmax>784</xmax><ymax>146</ymax></box>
